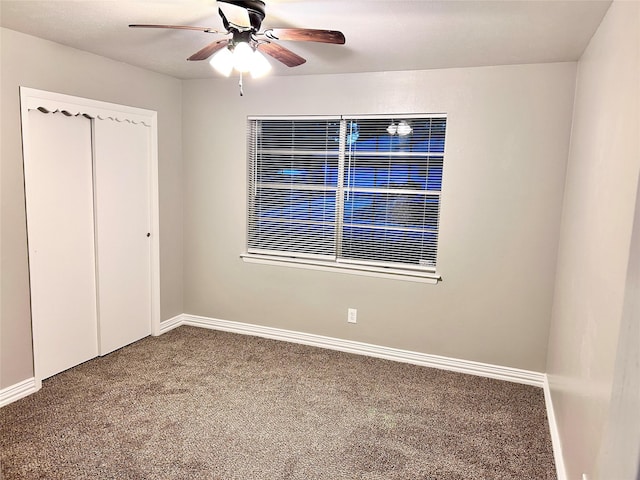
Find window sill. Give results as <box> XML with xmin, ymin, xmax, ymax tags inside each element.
<box><xmin>240</xmin><ymin>253</ymin><xmax>441</xmax><ymax>284</ymax></box>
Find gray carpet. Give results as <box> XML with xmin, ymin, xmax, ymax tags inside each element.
<box><xmin>1</xmin><ymin>326</ymin><xmax>556</xmax><ymax>479</ymax></box>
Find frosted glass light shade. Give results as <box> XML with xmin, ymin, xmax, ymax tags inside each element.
<box><xmin>250</xmin><ymin>50</ymin><xmax>272</xmax><ymax>78</ymax></box>
<box><xmin>209</xmin><ymin>42</ymin><xmax>273</xmax><ymax>79</ymax></box>
<box><xmin>397</xmin><ymin>120</ymin><xmax>413</xmax><ymax>136</ymax></box>
<box><xmin>209</xmin><ymin>47</ymin><xmax>234</xmax><ymax>77</ymax></box>
<box><xmin>233</xmin><ymin>42</ymin><xmax>254</xmax><ymax>72</ymax></box>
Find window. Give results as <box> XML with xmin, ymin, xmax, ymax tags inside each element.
<box><xmin>244</xmin><ymin>114</ymin><xmax>446</xmax><ymax>282</ymax></box>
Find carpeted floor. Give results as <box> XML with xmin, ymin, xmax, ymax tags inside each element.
<box><xmin>1</xmin><ymin>326</ymin><xmax>556</xmax><ymax>479</ymax></box>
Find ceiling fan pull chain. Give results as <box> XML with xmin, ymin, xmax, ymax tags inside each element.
<box><xmin>239</xmin><ymin>71</ymin><xmax>244</xmax><ymax>96</ymax></box>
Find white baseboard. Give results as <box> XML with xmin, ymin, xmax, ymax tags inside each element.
<box><xmin>162</xmin><ymin>314</ymin><xmax>545</xmax><ymax>387</ymax></box>
<box><xmin>158</xmin><ymin>314</ymin><xmax>184</xmax><ymax>335</ymax></box>
<box><xmin>543</xmin><ymin>375</ymin><xmax>567</xmax><ymax>480</ymax></box>
<box><xmin>0</xmin><ymin>377</ymin><xmax>39</xmax><ymax>408</ymax></box>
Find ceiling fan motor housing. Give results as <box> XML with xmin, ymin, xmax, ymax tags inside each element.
<box><xmin>218</xmin><ymin>0</ymin><xmax>266</xmax><ymax>31</ymax></box>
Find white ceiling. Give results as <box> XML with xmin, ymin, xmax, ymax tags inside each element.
<box><xmin>0</xmin><ymin>0</ymin><xmax>611</xmax><ymax>80</ymax></box>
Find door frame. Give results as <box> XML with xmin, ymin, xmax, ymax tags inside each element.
<box><xmin>20</xmin><ymin>87</ymin><xmax>161</xmax><ymax>387</ymax></box>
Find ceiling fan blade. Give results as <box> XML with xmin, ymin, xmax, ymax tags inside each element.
<box><xmin>258</xmin><ymin>42</ymin><xmax>306</xmax><ymax>67</ymax></box>
<box><xmin>129</xmin><ymin>24</ymin><xmax>221</xmax><ymax>34</ymax></box>
<box><xmin>263</xmin><ymin>28</ymin><xmax>345</xmax><ymax>45</ymax></box>
<box><xmin>188</xmin><ymin>39</ymin><xmax>230</xmax><ymax>61</ymax></box>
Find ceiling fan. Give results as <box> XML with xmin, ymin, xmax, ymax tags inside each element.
<box><xmin>130</xmin><ymin>0</ymin><xmax>345</xmax><ymax>93</ymax></box>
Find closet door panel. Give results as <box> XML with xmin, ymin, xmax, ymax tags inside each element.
<box><xmin>24</xmin><ymin>111</ymin><xmax>99</xmax><ymax>379</ymax></box>
<box><xmin>93</xmin><ymin>120</ymin><xmax>151</xmax><ymax>355</ymax></box>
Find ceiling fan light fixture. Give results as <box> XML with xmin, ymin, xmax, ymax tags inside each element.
<box><xmin>250</xmin><ymin>49</ymin><xmax>272</xmax><ymax>78</ymax></box>
<box><xmin>232</xmin><ymin>41</ymin><xmax>254</xmax><ymax>72</ymax></box>
<box><xmin>130</xmin><ymin>0</ymin><xmax>346</xmax><ymax>82</ymax></box>
<box><xmin>397</xmin><ymin>120</ymin><xmax>413</xmax><ymax>136</ymax></box>
<box><xmin>209</xmin><ymin>47</ymin><xmax>234</xmax><ymax>76</ymax></box>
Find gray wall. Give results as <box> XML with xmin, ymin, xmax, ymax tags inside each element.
<box><xmin>597</xmin><ymin>166</ymin><xmax>640</xmax><ymax>480</ymax></box>
<box><xmin>0</xmin><ymin>28</ymin><xmax>184</xmax><ymax>388</ymax></box>
<box><xmin>546</xmin><ymin>1</ymin><xmax>640</xmax><ymax>478</ymax></box>
<box><xmin>182</xmin><ymin>62</ymin><xmax>576</xmax><ymax>372</ymax></box>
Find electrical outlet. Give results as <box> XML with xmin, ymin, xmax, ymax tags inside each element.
<box><xmin>347</xmin><ymin>308</ymin><xmax>357</xmax><ymax>324</ymax></box>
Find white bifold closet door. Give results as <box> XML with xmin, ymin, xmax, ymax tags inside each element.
<box><xmin>25</xmin><ymin>111</ymin><xmax>99</xmax><ymax>380</ymax></box>
<box><xmin>24</xmin><ymin>100</ymin><xmax>155</xmax><ymax>382</ymax></box>
<box><xmin>93</xmin><ymin>119</ymin><xmax>151</xmax><ymax>355</ymax></box>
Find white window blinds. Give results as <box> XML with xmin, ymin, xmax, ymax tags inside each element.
<box><xmin>247</xmin><ymin>114</ymin><xmax>447</xmax><ymax>275</ymax></box>
<box><xmin>247</xmin><ymin>117</ymin><xmax>342</xmax><ymax>260</ymax></box>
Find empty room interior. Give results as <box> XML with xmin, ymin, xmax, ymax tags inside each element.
<box><xmin>1</xmin><ymin>0</ymin><xmax>639</xmax><ymax>479</ymax></box>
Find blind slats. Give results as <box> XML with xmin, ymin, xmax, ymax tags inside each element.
<box><xmin>247</xmin><ymin>115</ymin><xmax>447</xmax><ymax>271</ymax></box>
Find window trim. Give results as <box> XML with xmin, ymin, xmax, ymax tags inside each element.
<box><xmin>240</xmin><ymin>253</ymin><xmax>441</xmax><ymax>284</ymax></box>
<box><xmin>242</xmin><ymin>113</ymin><xmax>446</xmax><ymax>283</ymax></box>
